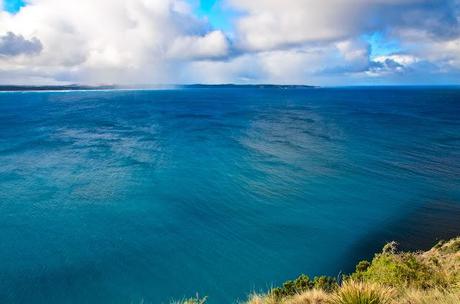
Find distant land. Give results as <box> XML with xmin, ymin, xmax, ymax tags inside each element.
<box><xmin>0</xmin><ymin>85</ymin><xmax>118</xmax><ymax>91</ymax></box>
<box><xmin>0</xmin><ymin>84</ymin><xmax>316</xmax><ymax>91</ymax></box>
<box><xmin>180</xmin><ymin>84</ymin><xmax>316</xmax><ymax>89</ymax></box>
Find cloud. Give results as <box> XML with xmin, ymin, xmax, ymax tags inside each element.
<box><xmin>216</xmin><ymin>0</ymin><xmax>460</xmax><ymax>84</ymax></box>
<box><xmin>229</xmin><ymin>0</ymin><xmax>460</xmax><ymax>51</ymax></box>
<box><xmin>182</xmin><ymin>45</ymin><xmax>349</xmax><ymax>85</ymax></box>
<box><xmin>166</xmin><ymin>30</ymin><xmax>229</xmax><ymax>59</ymax></box>
<box><xmin>0</xmin><ymin>0</ymin><xmax>459</xmax><ymax>85</ymax></box>
<box><xmin>0</xmin><ymin>31</ymin><xmax>42</xmax><ymax>56</ymax></box>
<box><xmin>366</xmin><ymin>54</ymin><xmax>419</xmax><ymax>76</ymax></box>
<box><xmin>0</xmin><ymin>0</ymin><xmax>230</xmax><ymax>84</ymax></box>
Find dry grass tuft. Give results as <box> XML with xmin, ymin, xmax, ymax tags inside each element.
<box><xmin>329</xmin><ymin>281</ymin><xmax>396</xmax><ymax>304</ymax></box>
<box><xmin>246</xmin><ymin>289</ymin><xmax>329</xmax><ymax>304</ymax></box>
<box><xmin>400</xmin><ymin>288</ymin><xmax>460</xmax><ymax>304</ymax></box>
<box><xmin>286</xmin><ymin>289</ymin><xmax>330</xmax><ymax>304</ymax></box>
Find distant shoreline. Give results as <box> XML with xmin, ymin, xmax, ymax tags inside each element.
<box><xmin>2</xmin><ymin>84</ymin><xmax>460</xmax><ymax>92</ymax></box>
<box><xmin>0</xmin><ymin>85</ymin><xmax>118</xmax><ymax>92</ymax></box>
<box><xmin>0</xmin><ymin>84</ymin><xmax>317</xmax><ymax>92</ymax></box>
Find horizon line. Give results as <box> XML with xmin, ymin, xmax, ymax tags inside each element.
<box><xmin>1</xmin><ymin>83</ymin><xmax>460</xmax><ymax>93</ymax></box>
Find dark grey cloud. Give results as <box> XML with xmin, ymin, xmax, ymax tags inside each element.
<box><xmin>372</xmin><ymin>0</ymin><xmax>460</xmax><ymax>40</ymax></box>
<box><xmin>0</xmin><ymin>32</ymin><xmax>43</xmax><ymax>57</ymax></box>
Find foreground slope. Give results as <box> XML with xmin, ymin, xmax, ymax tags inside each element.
<box><xmin>246</xmin><ymin>237</ymin><xmax>460</xmax><ymax>304</ymax></box>
<box><xmin>177</xmin><ymin>237</ymin><xmax>460</xmax><ymax>303</ymax></box>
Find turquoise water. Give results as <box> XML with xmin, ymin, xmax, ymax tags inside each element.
<box><xmin>0</xmin><ymin>88</ymin><xmax>459</xmax><ymax>303</ymax></box>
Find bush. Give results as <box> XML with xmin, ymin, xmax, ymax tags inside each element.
<box><xmin>353</xmin><ymin>251</ymin><xmax>447</xmax><ymax>289</ymax></box>
<box><xmin>382</xmin><ymin>242</ymin><xmax>398</xmax><ymax>254</ymax></box>
<box><xmin>440</xmin><ymin>239</ymin><xmax>460</xmax><ymax>254</ymax></box>
<box><xmin>245</xmin><ymin>237</ymin><xmax>460</xmax><ymax>304</ymax></box>
<box><xmin>271</xmin><ymin>275</ymin><xmax>313</xmax><ymax>298</ymax></box>
<box><xmin>355</xmin><ymin>261</ymin><xmax>371</xmax><ymax>273</ymax></box>
<box><xmin>433</xmin><ymin>240</ymin><xmax>445</xmax><ymax>250</ymax></box>
<box><xmin>270</xmin><ymin>274</ymin><xmax>338</xmax><ymax>298</ymax></box>
<box><xmin>313</xmin><ymin>276</ymin><xmax>338</xmax><ymax>292</ymax></box>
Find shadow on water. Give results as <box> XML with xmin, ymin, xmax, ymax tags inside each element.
<box><xmin>340</xmin><ymin>200</ymin><xmax>460</xmax><ymax>274</ymax></box>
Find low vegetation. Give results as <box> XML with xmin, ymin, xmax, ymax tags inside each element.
<box><xmin>245</xmin><ymin>237</ymin><xmax>460</xmax><ymax>304</ymax></box>
<box><xmin>172</xmin><ymin>295</ymin><xmax>207</xmax><ymax>304</ymax></box>
<box><xmin>174</xmin><ymin>237</ymin><xmax>460</xmax><ymax>303</ymax></box>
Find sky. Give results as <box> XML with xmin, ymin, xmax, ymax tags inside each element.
<box><xmin>0</xmin><ymin>0</ymin><xmax>459</xmax><ymax>85</ymax></box>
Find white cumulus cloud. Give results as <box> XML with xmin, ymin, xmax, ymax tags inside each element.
<box><xmin>0</xmin><ymin>0</ymin><xmax>230</xmax><ymax>84</ymax></box>
<box><xmin>0</xmin><ymin>0</ymin><xmax>459</xmax><ymax>85</ymax></box>
<box><xmin>167</xmin><ymin>30</ymin><xmax>229</xmax><ymax>59</ymax></box>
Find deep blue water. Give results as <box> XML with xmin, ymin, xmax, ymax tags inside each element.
<box><xmin>0</xmin><ymin>88</ymin><xmax>459</xmax><ymax>303</ymax></box>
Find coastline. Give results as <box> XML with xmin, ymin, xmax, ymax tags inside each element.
<box><xmin>0</xmin><ymin>84</ymin><xmax>316</xmax><ymax>92</ymax></box>
<box><xmin>178</xmin><ymin>237</ymin><xmax>460</xmax><ymax>304</ymax></box>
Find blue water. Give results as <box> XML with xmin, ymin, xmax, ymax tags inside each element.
<box><xmin>0</xmin><ymin>88</ymin><xmax>459</xmax><ymax>303</ymax></box>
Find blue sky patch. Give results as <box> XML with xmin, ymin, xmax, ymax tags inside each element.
<box><xmin>3</xmin><ymin>0</ymin><xmax>26</xmax><ymax>13</ymax></box>
<box><xmin>363</xmin><ymin>32</ymin><xmax>402</xmax><ymax>58</ymax></box>
<box><xmin>194</xmin><ymin>0</ymin><xmax>237</xmax><ymax>32</ymax></box>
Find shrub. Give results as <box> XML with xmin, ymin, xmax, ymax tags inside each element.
<box><xmin>245</xmin><ymin>237</ymin><xmax>460</xmax><ymax>304</ymax></box>
<box><xmin>440</xmin><ymin>239</ymin><xmax>460</xmax><ymax>254</ymax></box>
<box><xmin>351</xmin><ymin>242</ymin><xmax>448</xmax><ymax>289</ymax></box>
<box><xmin>271</xmin><ymin>275</ymin><xmax>314</xmax><ymax>298</ymax></box>
<box><xmin>354</xmin><ymin>251</ymin><xmax>447</xmax><ymax>289</ymax></box>
<box><xmin>313</xmin><ymin>276</ymin><xmax>338</xmax><ymax>292</ymax></box>
<box><xmin>355</xmin><ymin>261</ymin><xmax>371</xmax><ymax>273</ymax></box>
<box><xmin>270</xmin><ymin>274</ymin><xmax>339</xmax><ymax>298</ymax></box>
<box><xmin>382</xmin><ymin>242</ymin><xmax>398</xmax><ymax>254</ymax></box>
<box><xmin>433</xmin><ymin>240</ymin><xmax>445</xmax><ymax>250</ymax></box>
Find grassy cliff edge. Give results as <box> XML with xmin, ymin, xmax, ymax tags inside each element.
<box><xmin>177</xmin><ymin>237</ymin><xmax>460</xmax><ymax>304</ymax></box>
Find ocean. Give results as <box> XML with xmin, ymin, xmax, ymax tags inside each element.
<box><xmin>0</xmin><ymin>87</ymin><xmax>459</xmax><ymax>303</ymax></box>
